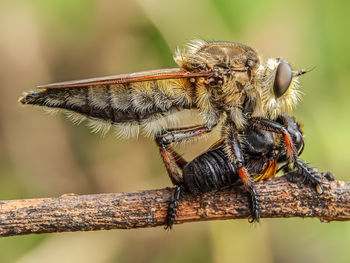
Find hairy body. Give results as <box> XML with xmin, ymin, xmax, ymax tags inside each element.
<box><xmin>19</xmin><ymin>40</ymin><xmax>307</xmax><ymax>220</ymax></box>
<box><xmin>19</xmin><ymin>40</ymin><xmax>302</xmax><ymax>136</ymax></box>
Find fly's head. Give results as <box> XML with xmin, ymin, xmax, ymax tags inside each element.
<box><xmin>257</xmin><ymin>58</ymin><xmax>306</xmax><ymax>119</ymax></box>
<box><xmin>175</xmin><ymin>40</ymin><xmax>307</xmax><ymax>127</ymax></box>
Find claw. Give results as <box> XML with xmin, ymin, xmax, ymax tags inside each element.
<box><xmin>248</xmin><ymin>215</ymin><xmax>256</xmax><ymax>223</ymax></box>
<box><xmin>315</xmin><ymin>184</ymin><xmax>323</xmax><ymax>194</ymax></box>
<box><xmin>247</xmin><ymin>184</ymin><xmax>260</xmax><ymax>223</ymax></box>
<box><xmin>165</xmin><ymin>186</ymin><xmax>181</xmax><ymax>229</ymax></box>
<box><xmin>287</xmin><ymin>159</ymin><xmax>330</xmax><ymax>195</ymax></box>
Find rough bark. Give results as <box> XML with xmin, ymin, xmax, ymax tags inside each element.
<box><xmin>0</xmin><ymin>176</ymin><xmax>349</xmax><ymax>237</ymax></box>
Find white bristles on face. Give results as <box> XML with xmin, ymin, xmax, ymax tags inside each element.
<box><xmin>258</xmin><ymin>58</ymin><xmax>302</xmax><ymax>119</ymax></box>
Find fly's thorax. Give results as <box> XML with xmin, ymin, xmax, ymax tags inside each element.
<box><xmin>255</xmin><ymin>58</ymin><xmax>302</xmax><ymax>119</ymax></box>
<box><xmin>174</xmin><ymin>40</ymin><xmax>261</xmax><ymax>73</ymax></box>
<box><xmin>175</xmin><ymin>40</ymin><xmax>266</xmax><ymax>129</ymax></box>
<box><xmin>192</xmin><ymin>72</ymin><xmax>249</xmax><ymax>130</ymax></box>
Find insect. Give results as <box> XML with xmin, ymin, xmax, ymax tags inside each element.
<box><xmin>19</xmin><ymin>40</ymin><xmax>307</xmax><ymax>221</ymax></box>
<box><xmin>164</xmin><ymin>114</ymin><xmax>325</xmax><ymax>228</ymax></box>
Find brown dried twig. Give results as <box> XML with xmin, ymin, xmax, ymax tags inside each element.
<box><xmin>0</xmin><ymin>176</ymin><xmax>349</xmax><ymax>237</ymax></box>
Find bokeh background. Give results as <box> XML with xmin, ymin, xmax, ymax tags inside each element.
<box><xmin>0</xmin><ymin>0</ymin><xmax>350</xmax><ymax>262</ymax></box>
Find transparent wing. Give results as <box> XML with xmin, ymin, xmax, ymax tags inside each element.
<box><xmin>37</xmin><ymin>68</ymin><xmax>212</xmax><ymax>89</ymax></box>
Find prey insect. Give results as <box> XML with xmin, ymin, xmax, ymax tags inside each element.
<box><xmin>19</xmin><ymin>40</ymin><xmax>308</xmax><ymax>221</ymax></box>
<box><xmin>164</xmin><ymin>114</ymin><xmax>325</xmax><ymax>229</ymax></box>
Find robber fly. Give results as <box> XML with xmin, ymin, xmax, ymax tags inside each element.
<box><xmin>19</xmin><ymin>40</ymin><xmax>307</xmax><ymax>220</ymax></box>
<box><xmin>164</xmin><ymin>114</ymin><xmax>326</xmax><ymax>228</ymax></box>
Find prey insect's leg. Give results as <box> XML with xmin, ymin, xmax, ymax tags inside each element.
<box><xmin>222</xmin><ymin>122</ymin><xmax>260</xmax><ymax>221</ymax></box>
<box><xmin>250</xmin><ymin>118</ymin><xmax>297</xmax><ymax>161</ymax></box>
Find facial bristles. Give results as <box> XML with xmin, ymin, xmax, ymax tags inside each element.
<box><xmin>259</xmin><ymin>58</ymin><xmax>303</xmax><ymax>119</ymax></box>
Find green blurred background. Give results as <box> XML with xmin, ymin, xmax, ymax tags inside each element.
<box><xmin>0</xmin><ymin>0</ymin><xmax>349</xmax><ymax>262</ymax></box>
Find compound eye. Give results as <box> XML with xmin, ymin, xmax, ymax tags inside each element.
<box><xmin>293</xmin><ymin>130</ymin><xmax>303</xmax><ymax>151</ymax></box>
<box><xmin>274</xmin><ymin>61</ymin><xmax>293</xmax><ymax>98</ymax></box>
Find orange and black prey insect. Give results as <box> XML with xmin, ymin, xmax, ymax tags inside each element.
<box><xmin>19</xmin><ymin>40</ymin><xmax>307</xmax><ymax>221</ymax></box>
<box><xmin>164</xmin><ymin>114</ymin><xmax>326</xmax><ymax>228</ymax></box>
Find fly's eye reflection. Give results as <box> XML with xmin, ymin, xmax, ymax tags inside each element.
<box><xmin>273</xmin><ymin>62</ymin><xmax>293</xmax><ymax>98</ymax></box>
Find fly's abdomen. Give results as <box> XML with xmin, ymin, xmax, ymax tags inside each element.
<box><xmin>19</xmin><ymin>79</ymin><xmax>193</xmax><ymax>135</ymax></box>
<box><xmin>182</xmin><ymin>148</ymin><xmax>239</xmax><ymax>194</ymax></box>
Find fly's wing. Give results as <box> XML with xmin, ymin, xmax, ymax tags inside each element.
<box><xmin>34</xmin><ymin>68</ymin><xmax>212</xmax><ymax>89</ymax></box>
<box><xmin>18</xmin><ymin>68</ymin><xmax>212</xmax><ymax>134</ymax></box>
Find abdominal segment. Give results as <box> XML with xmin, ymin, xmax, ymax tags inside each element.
<box><xmin>19</xmin><ymin>79</ymin><xmax>194</xmax><ymax>136</ymax></box>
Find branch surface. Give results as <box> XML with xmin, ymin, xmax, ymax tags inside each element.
<box><xmin>0</xmin><ymin>176</ymin><xmax>349</xmax><ymax>237</ymax></box>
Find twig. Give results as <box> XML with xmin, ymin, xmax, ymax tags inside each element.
<box><xmin>0</xmin><ymin>176</ymin><xmax>349</xmax><ymax>237</ymax></box>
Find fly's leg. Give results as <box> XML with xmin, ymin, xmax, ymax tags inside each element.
<box><xmin>248</xmin><ymin>187</ymin><xmax>259</xmax><ymax>223</ymax></box>
<box><xmin>222</xmin><ymin>122</ymin><xmax>260</xmax><ymax>222</ymax></box>
<box><xmin>155</xmin><ymin>125</ymin><xmax>213</xmax><ymax>229</ymax></box>
<box><xmin>165</xmin><ymin>185</ymin><xmax>182</xmax><ymax>230</ymax></box>
<box><xmin>157</xmin><ymin>145</ymin><xmax>183</xmax><ymax>229</ymax></box>
<box><xmin>285</xmin><ymin>159</ymin><xmax>333</xmax><ymax>194</ymax></box>
<box><xmin>157</xmin><ymin>125</ymin><xmax>213</xmax><ymax>146</ymax></box>
<box><xmin>161</xmin><ymin>146</ymin><xmax>187</xmax><ymax>229</ymax></box>
<box><xmin>167</xmin><ymin>147</ymin><xmax>187</xmax><ymax>169</ymax></box>
<box><xmin>155</xmin><ymin>125</ymin><xmax>213</xmax><ymax>185</ymax></box>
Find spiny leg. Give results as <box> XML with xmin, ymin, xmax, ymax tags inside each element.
<box><xmin>165</xmin><ymin>185</ymin><xmax>182</xmax><ymax>230</ymax></box>
<box><xmin>155</xmin><ymin>125</ymin><xmax>213</xmax><ymax>228</ymax></box>
<box><xmin>162</xmin><ymin>151</ymin><xmax>184</xmax><ymax>229</ymax></box>
<box><xmin>285</xmin><ymin>159</ymin><xmax>328</xmax><ymax>194</ymax></box>
<box><xmin>222</xmin><ymin>121</ymin><xmax>260</xmax><ymax>221</ymax></box>
<box><xmin>249</xmin><ymin>118</ymin><xmax>330</xmax><ymax>194</ymax></box>
<box><xmin>167</xmin><ymin>148</ymin><xmax>187</xmax><ymax>170</ymax></box>
<box><xmin>155</xmin><ymin>125</ymin><xmax>213</xmax><ymax>185</ymax></box>
<box><xmin>156</xmin><ymin>142</ymin><xmax>183</xmax><ymax>229</ymax></box>
<box><xmin>156</xmin><ymin>143</ymin><xmax>183</xmax><ymax>186</ymax></box>
<box><xmin>158</xmin><ymin>145</ymin><xmax>188</xmax><ymax>229</ymax></box>
<box><xmin>157</xmin><ymin>125</ymin><xmax>213</xmax><ymax>146</ymax></box>
<box><xmin>248</xmin><ymin>187</ymin><xmax>259</xmax><ymax>223</ymax></box>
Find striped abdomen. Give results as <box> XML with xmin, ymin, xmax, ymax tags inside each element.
<box><xmin>19</xmin><ymin>79</ymin><xmax>194</xmax><ymax>137</ymax></box>
<box><xmin>182</xmin><ymin>147</ymin><xmax>239</xmax><ymax>194</ymax></box>
<box><xmin>19</xmin><ymin>79</ymin><xmax>194</xmax><ymax>135</ymax></box>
